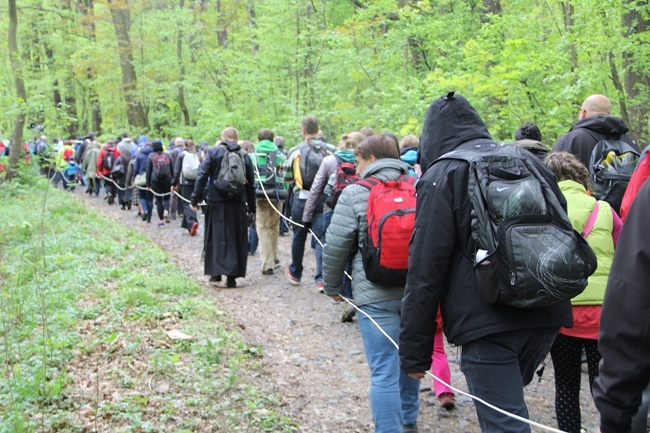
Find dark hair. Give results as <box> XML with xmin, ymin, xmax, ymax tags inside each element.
<box><xmin>354</xmin><ymin>134</ymin><xmax>400</xmax><ymax>161</ymax></box>
<box><xmin>274</xmin><ymin>136</ymin><xmax>285</xmax><ymax>149</ymax></box>
<box><xmin>301</xmin><ymin>116</ymin><xmax>319</xmax><ymax>135</ymax></box>
<box><xmin>515</xmin><ymin>123</ymin><xmax>542</xmax><ymax>142</ymax></box>
<box><xmin>381</xmin><ymin>132</ymin><xmax>400</xmax><ymax>155</ymax></box>
<box><xmin>258</xmin><ymin>128</ymin><xmax>274</xmax><ymax>142</ymax></box>
<box><xmin>544</xmin><ymin>152</ymin><xmax>590</xmax><ymax>191</ymax></box>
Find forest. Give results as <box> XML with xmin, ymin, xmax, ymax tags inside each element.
<box><xmin>1</xmin><ymin>0</ymin><xmax>649</xmax><ymax>150</ymax></box>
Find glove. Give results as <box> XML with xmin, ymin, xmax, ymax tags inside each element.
<box><xmin>248</xmin><ymin>212</ymin><xmax>256</xmax><ymax>225</ymax></box>
<box><xmin>303</xmin><ymin>221</ymin><xmax>312</xmax><ymax>230</ymax></box>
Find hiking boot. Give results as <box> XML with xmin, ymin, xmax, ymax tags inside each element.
<box><xmin>262</xmin><ymin>269</ymin><xmax>274</xmax><ymax>275</ymax></box>
<box><xmin>402</xmin><ymin>423</ymin><xmax>418</xmax><ymax>433</ymax></box>
<box><xmin>285</xmin><ymin>268</ymin><xmax>301</xmax><ymax>286</ymax></box>
<box><xmin>341</xmin><ymin>303</ymin><xmax>357</xmax><ymax>323</ymax></box>
<box><xmin>190</xmin><ymin>222</ymin><xmax>199</xmax><ymax>237</ymax></box>
<box><xmin>316</xmin><ymin>282</ymin><xmax>324</xmax><ymax>293</ymax></box>
<box><xmin>439</xmin><ymin>393</ymin><xmax>455</xmax><ymax>410</ymax></box>
<box><xmin>226</xmin><ymin>277</ymin><xmax>237</xmax><ymax>288</ymax></box>
<box><xmin>107</xmin><ymin>195</ymin><xmax>114</xmax><ymax>205</ymax></box>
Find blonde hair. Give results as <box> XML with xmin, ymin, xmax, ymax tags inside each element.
<box><xmin>337</xmin><ymin>131</ymin><xmax>365</xmax><ymax>150</ymax></box>
<box><xmin>399</xmin><ymin>134</ymin><xmax>419</xmax><ymax>150</ymax></box>
<box><xmin>544</xmin><ymin>152</ymin><xmax>591</xmax><ymax>191</ymax></box>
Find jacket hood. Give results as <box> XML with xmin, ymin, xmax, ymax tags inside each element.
<box><xmin>334</xmin><ymin>149</ymin><xmax>356</xmax><ymax>163</ymax></box>
<box><xmin>152</xmin><ymin>140</ymin><xmax>164</xmax><ymax>152</ymax></box>
<box><xmin>419</xmin><ymin>92</ymin><xmax>492</xmax><ymax>173</ymax></box>
<box><xmin>361</xmin><ymin>158</ymin><xmax>410</xmax><ymax>180</ymax></box>
<box><xmin>140</xmin><ymin>145</ymin><xmax>153</xmax><ymax>156</ymax></box>
<box><xmin>257</xmin><ymin>139</ymin><xmax>278</xmax><ymax>153</ymax></box>
<box><xmin>221</xmin><ymin>140</ymin><xmax>241</xmax><ymax>152</ymax></box>
<box><xmin>400</xmin><ymin>148</ymin><xmax>419</xmax><ymax>165</ymax></box>
<box><xmin>513</xmin><ymin>139</ymin><xmax>549</xmax><ymax>160</ymax></box>
<box><xmin>572</xmin><ymin>115</ymin><xmax>630</xmax><ymax>138</ymax></box>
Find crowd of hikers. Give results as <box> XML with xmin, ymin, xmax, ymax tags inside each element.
<box><xmin>3</xmin><ymin>92</ymin><xmax>650</xmax><ymax>433</ymax></box>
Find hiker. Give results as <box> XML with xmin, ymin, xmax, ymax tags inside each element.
<box><xmin>82</xmin><ymin>140</ymin><xmax>101</xmax><ymax>196</ymax></box>
<box><xmin>133</xmin><ymin>141</ymin><xmax>154</xmax><ymax>222</ymax></box>
<box><xmin>169</xmin><ymin>137</ymin><xmax>185</xmax><ymax>220</ymax></box>
<box><xmin>593</xmin><ymin>179</ymin><xmax>650</xmax><ymax>433</ymax></box>
<box><xmin>97</xmin><ymin>140</ymin><xmax>122</xmax><ymax>205</ymax></box>
<box><xmin>251</xmin><ymin>129</ymin><xmax>286</xmax><ymax>275</ymax></box>
<box><xmin>553</xmin><ymin>94</ymin><xmax>639</xmax><ymax>170</ymax></box>
<box><xmin>275</xmin><ymin>136</ymin><xmax>291</xmax><ymax>236</ymax></box>
<box><xmin>545</xmin><ymin>152</ymin><xmax>621</xmax><ymax>433</ymax></box>
<box><xmin>146</xmin><ymin>139</ymin><xmax>174</xmax><ymax>227</ymax></box>
<box><xmin>54</xmin><ymin>140</ymin><xmax>76</xmax><ymax>187</ymax></box>
<box><xmin>431</xmin><ymin>309</ymin><xmax>455</xmax><ymax>410</ymax></box>
<box><xmin>400</xmin><ymin>93</ymin><xmax>575</xmax><ymax>433</ymax></box>
<box><xmin>513</xmin><ymin>123</ymin><xmax>548</xmax><ymax>160</ymax></box>
<box><xmin>115</xmin><ymin>142</ymin><xmax>133</xmax><ymax>211</ymax></box>
<box><xmin>61</xmin><ymin>156</ymin><xmax>79</xmax><ymax>191</ymax></box>
<box><xmin>190</xmin><ymin>127</ymin><xmax>256</xmax><ymax>289</ymax></box>
<box><xmin>240</xmin><ymin>140</ymin><xmax>258</xmax><ymax>256</ymax></box>
<box><xmin>172</xmin><ymin>138</ymin><xmax>201</xmax><ymax>236</ymax></box>
<box><xmin>284</xmin><ymin>116</ymin><xmax>335</xmax><ymax>288</ymax></box>
<box><xmin>322</xmin><ymin>133</ymin><xmax>420</xmax><ymax>432</ymax></box>
<box><xmin>399</xmin><ymin>134</ymin><xmax>421</xmax><ymax>177</ymax></box>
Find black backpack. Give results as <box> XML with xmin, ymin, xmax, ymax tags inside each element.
<box><xmin>254</xmin><ymin>150</ymin><xmax>288</xmax><ymax>200</ymax></box>
<box><xmin>588</xmin><ymin>134</ymin><xmax>640</xmax><ymax>214</ymax></box>
<box><xmin>298</xmin><ymin>139</ymin><xmax>329</xmax><ymax>191</ymax></box>
<box><xmin>435</xmin><ymin>143</ymin><xmax>597</xmax><ymax>308</ymax></box>
<box><xmin>102</xmin><ymin>149</ymin><xmax>116</xmax><ymax>171</ymax></box>
<box><xmin>214</xmin><ymin>144</ymin><xmax>248</xmax><ymax>199</ymax></box>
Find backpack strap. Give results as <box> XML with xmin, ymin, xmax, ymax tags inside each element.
<box><xmin>356</xmin><ymin>177</ymin><xmax>380</xmax><ymax>190</ymax></box>
<box><xmin>581</xmin><ymin>202</ymin><xmax>600</xmax><ymax>238</ymax></box>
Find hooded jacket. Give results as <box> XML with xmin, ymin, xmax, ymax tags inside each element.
<box><xmin>593</xmin><ymin>179</ymin><xmax>650</xmax><ymax>433</ymax></box>
<box><xmin>190</xmin><ymin>140</ymin><xmax>256</xmax><ymax>212</ymax></box>
<box><xmin>82</xmin><ymin>141</ymin><xmax>100</xmax><ymax>177</ymax></box>
<box><xmin>552</xmin><ymin>115</ymin><xmax>639</xmax><ymax>170</ymax></box>
<box><xmin>322</xmin><ymin>158</ymin><xmax>411</xmax><ymax>307</ymax></box>
<box><xmin>96</xmin><ymin>144</ymin><xmax>122</xmax><ymax>177</ymax></box>
<box><xmin>133</xmin><ymin>145</ymin><xmax>153</xmax><ymax>179</ymax></box>
<box><xmin>302</xmin><ymin>149</ymin><xmax>355</xmax><ymax>223</ymax></box>
<box><xmin>399</xmin><ymin>93</ymin><xmax>572</xmax><ymax>374</ymax></box>
<box><xmin>146</xmin><ymin>141</ymin><xmax>174</xmax><ymax>186</ymax></box>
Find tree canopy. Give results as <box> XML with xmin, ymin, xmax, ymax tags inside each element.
<box><xmin>2</xmin><ymin>0</ymin><xmax>649</xmax><ymax>146</ymax></box>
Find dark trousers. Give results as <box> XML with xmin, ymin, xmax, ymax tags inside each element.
<box><xmin>550</xmin><ymin>333</ymin><xmax>601</xmax><ymax>433</ymax></box>
<box><xmin>460</xmin><ymin>327</ymin><xmax>559</xmax><ymax>433</ymax></box>
<box><xmin>289</xmin><ymin>197</ymin><xmax>324</xmax><ymax>281</ymax></box>
<box><xmin>151</xmin><ymin>180</ymin><xmax>171</xmax><ymax>221</ymax></box>
<box><xmin>139</xmin><ymin>189</ymin><xmax>154</xmax><ymax>222</ymax></box>
<box><xmin>180</xmin><ymin>184</ymin><xmax>198</xmax><ymax>230</ymax></box>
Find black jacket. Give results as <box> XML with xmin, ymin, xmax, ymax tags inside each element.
<box><xmin>146</xmin><ymin>151</ymin><xmax>174</xmax><ymax>186</ymax></box>
<box><xmin>399</xmin><ymin>93</ymin><xmax>573</xmax><ymax>374</ymax></box>
<box><xmin>552</xmin><ymin>115</ymin><xmax>639</xmax><ymax>170</ymax></box>
<box><xmin>593</xmin><ymin>179</ymin><xmax>650</xmax><ymax>433</ymax></box>
<box><xmin>190</xmin><ymin>141</ymin><xmax>256</xmax><ymax>212</ymax></box>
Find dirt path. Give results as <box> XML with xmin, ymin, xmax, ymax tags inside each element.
<box><xmin>76</xmin><ymin>189</ymin><xmax>599</xmax><ymax>433</ymax></box>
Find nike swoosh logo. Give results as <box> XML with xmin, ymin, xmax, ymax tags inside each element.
<box><xmin>496</xmin><ymin>187</ymin><xmax>509</xmax><ymax>192</ymax></box>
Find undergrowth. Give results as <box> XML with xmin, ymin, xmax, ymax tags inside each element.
<box><xmin>0</xmin><ymin>170</ymin><xmax>296</xmax><ymax>432</ymax></box>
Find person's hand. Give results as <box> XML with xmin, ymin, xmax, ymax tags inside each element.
<box><xmin>190</xmin><ymin>204</ymin><xmax>198</xmax><ymax>212</ymax></box>
<box><xmin>408</xmin><ymin>372</ymin><xmax>426</xmax><ymax>380</ymax></box>
<box><xmin>330</xmin><ymin>295</ymin><xmax>342</xmax><ymax>302</ymax></box>
<box><xmin>147</xmin><ymin>187</ymin><xmax>151</xmax><ymax>191</ymax></box>
<box><xmin>303</xmin><ymin>221</ymin><xmax>312</xmax><ymax>230</ymax></box>
<box><xmin>170</xmin><ymin>185</ymin><xmax>176</xmax><ymax>192</ymax></box>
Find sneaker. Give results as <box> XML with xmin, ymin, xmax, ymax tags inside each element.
<box><xmin>190</xmin><ymin>222</ymin><xmax>199</xmax><ymax>237</ymax></box>
<box><xmin>103</xmin><ymin>195</ymin><xmax>108</xmax><ymax>201</ymax></box>
<box><xmin>316</xmin><ymin>282</ymin><xmax>324</xmax><ymax>293</ymax></box>
<box><xmin>439</xmin><ymin>393</ymin><xmax>455</xmax><ymax>410</ymax></box>
<box><xmin>163</xmin><ymin>210</ymin><xmax>170</xmax><ymax>224</ymax></box>
<box><xmin>226</xmin><ymin>277</ymin><xmax>237</xmax><ymax>288</ymax></box>
<box><xmin>262</xmin><ymin>269</ymin><xmax>274</xmax><ymax>275</ymax></box>
<box><xmin>158</xmin><ymin>221</ymin><xmax>165</xmax><ymax>228</ymax></box>
<box><xmin>341</xmin><ymin>303</ymin><xmax>357</xmax><ymax>323</ymax></box>
<box><xmin>107</xmin><ymin>195</ymin><xmax>114</xmax><ymax>205</ymax></box>
<box><xmin>285</xmin><ymin>268</ymin><xmax>301</xmax><ymax>286</ymax></box>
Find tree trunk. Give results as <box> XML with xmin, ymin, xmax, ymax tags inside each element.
<box><xmin>217</xmin><ymin>0</ymin><xmax>228</xmax><ymax>48</ymax></box>
<box><xmin>7</xmin><ymin>0</ymin><xmax>27</xmax><ymax>181</ymax></box>
<box><xmin>79</xmin><ymin>0</ymin><xmax>103</xmax><ymax>135</ymax></box>
<box><xmin>480</xmin><ymin>0</ymin><xmax>501</xmax><ymax>23</ymax></box>
<box><xmin>564</xmin><ymin>0</ymin><xmax>578</xmax><ymax>72</ymax></box>
<box><xmin>106</xmin><ymin>0</ymin><xmax>149</xmax><ymax>129</ymax></box>
<box><xmin>623</xmin><ymin>0</ymin><xmax>650</xmax><ymax>141</ymax></box>
<box><xmin>177</xmin><ymin>0</ymin><xmax>190</xmax><ymax>126</ymax></box>
<box><xmin>247</xmin><ymin>1</ymin><xmax>259</xmax><ymax>55</ymax></box>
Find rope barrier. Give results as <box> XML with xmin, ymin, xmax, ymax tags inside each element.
<box><xmin>252</xmin><ymin>157</ymin><xmax>568</xmax><ymax>433</ymax></box>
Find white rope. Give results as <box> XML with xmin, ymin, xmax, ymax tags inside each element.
<box><xmin>252</xmin><ymin>158</ymin><xmax>568</xmax><ymax>433</ymax></box>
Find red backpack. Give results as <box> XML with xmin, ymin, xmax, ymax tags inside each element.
<box><xmin>152</xmin><ymin>153</ymin><xmax>172</xmax><ymax>179</ymax></box>
<box><xmin>357</xmin><ymin>175</ymin><xmax>417</xmax><ymax>286</ymax></box>
<box><xmin>620</xmin><ymin>146</ymin><xmax>650</xmax><ymax>221</ymax></box>
<box><xmin>63</xmin><ymin>146</ymin><xmax>74</xmax><ymax>161</ymax></box>
<box><xmin>325</xmin><ymin>158</ymin><xmax>359</xmax><ymax>209</ymax></box>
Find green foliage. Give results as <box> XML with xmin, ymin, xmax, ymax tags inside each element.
<box><xmin>0</xmin><ymin>181</ymin><xmax>295</xmax><ymax>432</ymax></box>
<box><xmin>1</xmin><ymin>0</ymin><xmax>649</xmax><ymax>146</ymax></box>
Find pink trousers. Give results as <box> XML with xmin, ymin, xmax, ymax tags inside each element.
<box><xmin>430</xmin><ymin>328</ymin><xmax>453</xmax><ymax>396</ymax></box>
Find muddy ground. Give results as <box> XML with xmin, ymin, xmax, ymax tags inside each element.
<box><xmin>75</xmin><ymin>189</ymin><xmax>599</xmax><ymax>433</ymax></box>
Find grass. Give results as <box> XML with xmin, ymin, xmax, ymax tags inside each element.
<box><xmin>0</xmin><ymin>169</ymin><xmax>297</xmax><ymax>432</ymax></box>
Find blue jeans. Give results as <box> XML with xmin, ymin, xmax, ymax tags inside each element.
<box><xmin>358</xmin><ymin>300</ymin><xmax>420</xmax><ymax>432</ymax></box>
<box><xmin>139</xmin><ymin>189</ymin><xmax>154</xmax><ymax>221</ymax></box>
<box><xmin>289</xmin><ymin>198</ymin><xmax>324</xmax><ymax>282</ymax></box>
<box><xmin>460</xmin><ymin>327</ymin><xmax>559</xmax><ymax>433</ymax></box>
